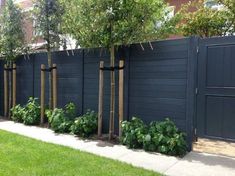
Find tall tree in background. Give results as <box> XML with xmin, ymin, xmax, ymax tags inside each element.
<box><xmin>0</xmin><ymin>0</ymin><xmax>25</xmax><ymax>116</ymax></box>
<box><xmin>217</xmin><ymin>0</ymin><xmax>235</xmax><ymax>33</ymax></box>
<box><xmin>33</xmin><ymin>0</ymin><xmax>64</xmax><ymax>109</ymax></box>
<box><xmin>176</xmin><ymin>0</ymin><xmax>235</xmax><ymax>38</ymax></box>
<box><xmin>61</xmin><ymin>0</ymin><xmax>170</xmax><ymax>139</ymax></box>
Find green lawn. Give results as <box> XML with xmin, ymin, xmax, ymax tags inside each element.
<box><xmin>0</xmin><ymin>130</ymin><xmax>161</xmax><ymax>176</ymax></box>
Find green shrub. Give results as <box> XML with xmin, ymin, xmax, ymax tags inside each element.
<box><xmin>121</xmin><ymin>117</ymin><xmax>187</xmax><ymax>156</ymax></box>
<box><xmin>143</xmin><ymin>118</ymin><xmax>187</xmax><ymax>156</ymax></box>
<box><xmin>70</xmin><ymin>110</ymin><xmax>97</xmax><ymax>138</ymax></box>
<box><xmin>48</xmin><ymin>108</ymin><xmax>72</xmax><ymax>133</ymax></box>
<box><xmin>22</xmin><ymin>97</ymin><xmax>40</xmax><ymax>125</ymax></box>
<box><xmin>121</xmin><ymin>117</ymin><xmax>147</xmax><ymax>149</ymax></box>
<box><xmin>47</xmin><ymin>103</ymin><xmax>76</xmax><ymax>133</ymax></box>
<box><xmin>64</xmin><ymin>102</ymin><xmax>76</xmax><ymax>120</ymax></box>
<box><xmin>11</xmin><ymin>104</ymin><xmax>25</xmax><ymax>123</ymax></box>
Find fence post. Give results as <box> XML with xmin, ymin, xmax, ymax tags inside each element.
<box><xmin>40</xmin><ymin>64</ymin><xmax>45</xmax><ymax>125</ymax></box>
<box><xmin>52</xmin><ymin>64</ymin><xmax>57</xmax><ymax>109</ymax></box>
<box><xmin>119</xmin><ymin>60</ymin><xmax>124</xmax><ymax>137</ymax></box>
<box><xmin>98</xmin><ymin>61</ymin><xmax>104</xmax><ymax>138</ymax></box>
<box><xmin>4</xmin><ymin>64</ymin><xmax>8</xmax><ymax>117</ymax></box>
<box><xmin>12</xmin><ymin>64</ymin><xmax>16</xmax><ymax>108</ymax></box>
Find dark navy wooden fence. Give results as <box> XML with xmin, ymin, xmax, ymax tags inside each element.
<box><xmin>0</xmin><ymin>37</ymin><xmax>199</xmax><ymax>149</ymax></box>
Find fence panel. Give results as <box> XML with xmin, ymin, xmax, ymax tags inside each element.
<box><xmin>128</xmin><ymin>39</ymin><xmax>189</xmax><ymax>131</ymax></box>
<box><xmin>16</xmin><ymin>56</ymin><xmax>34</xmax><ymax>105</ymax></box>
<box><xmin>0</xmin><ymin>37</ymin><xmax>198</xmax><ymax>148</ymax></box>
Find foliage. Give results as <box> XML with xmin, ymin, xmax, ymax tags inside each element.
<box><xmin>47</xmin><ymin>108</ymin><xmax>72</xmax><ymax>133</ymax></box>
<box><xmin>70</xmin><ymin>110</ymin><xmax>98</xmax><ymax>138</ymax></box>
<box><xmin>217</xmin><ymin>0</ymin><xmax>235</xmax><ymax>33</ymax></box>
<box><xmin>32</xmin><ymin>0</ymin><xmax>64</xmax><ymax>50</ymax></box>
<box><xmin>143</xmin><ymin>118</ymin><xmax>187</xmax><ymax>156</ymax></box>
<box><xmin>10</xmin><ymin>104</ymin><xmax>25</xmax><ymax>123</ymax></box>
<box><xmin>0</xmin><ymin>0</ymin><xmax>25</xmax><ymax>63</ymax></box>
<box><xmin>22</xmin><ymin>97</ymin><xmax>41</xmax><ymax>125</ymax></box>
<box><xmin>121</xmin><ymin>117</ymin><xmax>147</xmax><ymax>149</ymax></box>
<box><xmin>121</xmin><ymin>117</ymin><xmax>187</xmax><ymax>156</ymax></box>
<box><xmin>47</xmin><ymin>103</ymin><xmax>76</xmax><ymax>133</ymax></box>
<box><xmin>176</xmin><ymin>0</ymin><xmax>234</xmax><ymax>38</ymax></box>
<box><xmin>60</xmin><ymin>0</ymin><xmax>171</xmax><ymax>48</ymax></box>
<box><xmin>64</xmin><ymin>102</ymin><xmax>76</xmax><ymax>120</ymax></box>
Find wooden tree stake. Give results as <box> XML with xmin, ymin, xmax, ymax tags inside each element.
<box><xmin>98</xmin><ymin>61</ymin><xmax>104</xmax><ymax>137</ymax></box>
<box><xmin>119</xmin><ymin>60</ymin><xmax>124</xmax><ymax>137</ymax></box>
<box><xmin>40</xmin><ymin>64</ymin><xmax>46</xmax><ymax>125</ymax></box>
<box><xmin>4</xmin><ymin>64</ymin><xmax>8</xmax><ymax>117</ymax></box>
<box><xmin>12</xmin><ymin>64</ymin><xmax>17</xmax><ymax>108</ymax></box>
<box><xmin>52</xmin><ymin>64</ymin><xmax>57</xmax><ymax>109</ymax></box>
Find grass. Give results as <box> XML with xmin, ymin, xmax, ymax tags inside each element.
<box><xmin>0</xmin><ymin>130</ymin><xmax>161</xmax><ymax>176</ymax></box>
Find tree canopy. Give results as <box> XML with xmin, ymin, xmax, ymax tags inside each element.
<box><xmin>0</xmin><ymin>0</ymin><xmax>25</xmax><ymax>63</ymax></box>
<box><xmin>60</xmin><ymin>0</ymin><xmax>170</xmax><ymax>48</ymax></box>
<box><xmin>175</xmin><ymin>0</ymin><xmax>235</xmax><ymax>38</ymax></box>
<box><xmin>217</xmin><ymin>0</ymin><xmax>235</xmax><ymax>33</ymax></box>
<box><xmin>32</xmin><ymin>0</ymin><xmax>64</xmax><ymax>50</ymax></box>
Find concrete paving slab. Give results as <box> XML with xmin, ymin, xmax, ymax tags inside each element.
<box><xmin>83</xmin><ymin>141</ymin><xmax>131</xmax><ymax>160</ymax></box>
<box><xmin>165</xmin><ymin>152</ymin><xmax>235</xmax><ymax>176</ymax></box>
<box><xmin>118</xmin><ymin>149</ymin><xmax>180</xmax><ymax>173</ymax></box>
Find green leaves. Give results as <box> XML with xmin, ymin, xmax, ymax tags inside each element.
<box><xmin>143</xmin><ymin>118</ymin><xmax>187</xmax><ymax>156</ymax></box>
<box><xmin>70</xmin><ymin>110</ymin><xmax>98</xmax><ymax>138</ymax></box>
<box><xmin>11</xmin><ymin>104</ymin><xmax>25</xmax><ymax>123</ymax></box>
<box><xmin>22</xmin><ymin>97</ymin><xmax>41</xmax><ymax>125</ymax></box>
<box><xmin>0</xmin><ymin>0</ymin><xmax>25</xmax><ymax>62</ymax></box>
<box><xmin>121</xmin><ymin>117</ymin><xmax>187</xmax><ymax>156</ymax></box>
<box><xmin>48</xmin><ymin>102</ymin><xmax>76</xmax><ymax>133</ymax></box>
<box><xmin>60</xmin><ymin>0</ymin><xmax>169</xmax><ymax>48</ymax></box>
<box><xmin>176</xmin><ymin>0</ymin><xmax>235</xmax><ymax>38</ymax></box>
<box><xmin>32</xmin><ymin>0</ymin><xmax>64</xmax><ymax>50</ymax></box>
<box><xmin>121</xmin><ymin>117</ymin><xmax>147</xmax><ymax>149</ymax></box>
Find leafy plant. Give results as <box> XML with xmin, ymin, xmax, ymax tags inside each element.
<box><xmin>47</xmin><ymin>103</ymin><xmax>76</xmax><ymax>133</ymax></box>
<box><xmin>64</xmin><ymin>102</ymin><xmax>76</xmax><ymax>120</ymax></box>
<box><xmin>22</xmin><ymin>97</ymin><xmax>41</xmax><ymax>125</ymax></box>
<box><xmin>121</xmin><ymin>117</ymin><xmax>147</xmax><ymax>149</ymax></box>
<box><xmin>48</xmin><ymin>108</ymin><xmax>71</xmax><ymax>133</ymax></box>
<box><xmin>143</xmin><ymin>118</ymin><xmax>187</xmax><ymax>156</ymax></box>
<box><xmin>70</xmin><ymin>110</ymin><xmax>98</xmax><ymax>138</ymax></box>
<box><xmin>10</xmin><ymin>104</ymin><xmax>25</xmax><ymax>123</ymax></box>
<box><xmin>121</xmin><ymin>117</ymin><xmax>187</xmax><ymax>156</ymax></box>
<box><xmin>175</xmin><ymin>0</ymin><xmax>234</xmax><ymax>37</ymax></box>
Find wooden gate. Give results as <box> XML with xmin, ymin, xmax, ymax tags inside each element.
<box><xmin>196</xmin><ymin>37</ymin><xmax>235</xmax><ymax>141</ymax></box>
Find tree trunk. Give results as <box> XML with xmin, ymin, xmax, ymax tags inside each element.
<box><xmin>47</xmin><ymin>49</ymin><xmax>53</xmax><ymax>109</ymax></box>
<box><xmin>109</xmin><ymin>45</ymin><xmax>115</xmax><ymax>140</ymax></box>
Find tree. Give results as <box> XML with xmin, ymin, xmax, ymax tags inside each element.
<box><xmin>217</xmin><ymin>0</ymin><xmax>235</xmax><ymax>33</ymax></box>
<box><xmin>0</xmin><ymin>0</ymin><xmax>25</xmax><ymax>117</ymax></box>
<box><xmin>61</xmin><ymin>0</ymin><xmax>169</xmax><ymax>139</ymax></box>
<box><xmin>33</xmin><ymin>0</ymin><xmax>64</xmax><ymax>109</ymax></box>
<box><xmin>175</xmin><ymin>0</ymin><xmax>234</xmax><ymax>38</ymax></box>
<box><xmin>0</xmin><ymin>0</ymin><xmax>25</xmax><ymax>63</ymax></box>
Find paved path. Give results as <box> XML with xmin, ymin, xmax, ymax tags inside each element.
<box><xmin>0</xmin><ymin>120</ymin><xmax>235</xmax><ymax>176</ymax></box>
